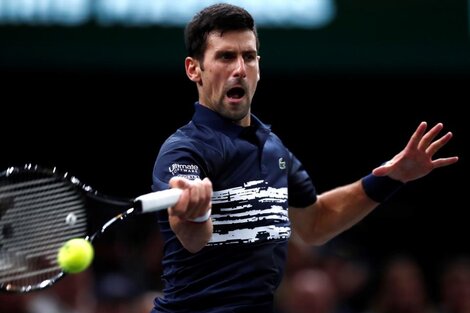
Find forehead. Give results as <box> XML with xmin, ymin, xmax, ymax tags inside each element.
<box><xmin>205</xmin><ymin>29</ymin><xmax>257</xmax><ymax>53</ymax></box>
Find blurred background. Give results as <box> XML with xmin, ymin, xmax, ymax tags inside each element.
<box><xmin>0</xmin><ymin>0</ymin><xmax>468</xmax><ymax>312</ymax></box>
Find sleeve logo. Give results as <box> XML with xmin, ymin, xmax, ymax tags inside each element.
<box><xmin>169</xmin><ymin>163</ymin><xmax>200</xmax><ymax>179</ymax></box>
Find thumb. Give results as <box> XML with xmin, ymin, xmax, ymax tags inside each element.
<box><xmin>168</xmin><ymin>176</ymin><xmax>192</xmax><ymax>190</ymax></box>
<box><xmin>371</xmin><ymin>160</ymin><xmax>393</xmax><ymax>176</ymax></box>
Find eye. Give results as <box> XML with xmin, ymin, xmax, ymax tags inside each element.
<box><xmin>220</xmin><ymin>52</ymin><xmax>235</xmax><ymax>60</ymax></box>
<box><xmin>244</xmin><ymin>53</ymin><xmax>257</xmax><ymax>62</ymax></box>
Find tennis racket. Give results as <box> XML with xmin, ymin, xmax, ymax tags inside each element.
<box><xmin>0</xmin><ymin>164</ymin><xmax>181</xmax><ymax>293</ymax></box>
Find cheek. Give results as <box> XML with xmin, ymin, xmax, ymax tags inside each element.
<box><xmin>205</xmin><ymin>71</ymin><xmax>225</xmax><ymax>90</ymax></box>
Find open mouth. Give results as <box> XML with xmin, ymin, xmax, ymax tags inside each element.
<box><xmin>226</xmin><ymin>87</ymin><xmax>246</xmax><ymax>99</ymax></box>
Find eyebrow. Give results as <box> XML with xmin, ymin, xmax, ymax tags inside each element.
<box><xmin>214</xmin><ymin>48</ymin><xmax>257</xmax><ymax>55</ymax></box>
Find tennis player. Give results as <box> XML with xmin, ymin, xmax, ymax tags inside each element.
<box><xmin>150</xmin><ymin>3</ymin><xmax>459</xmax><ymax>313</ymax></box>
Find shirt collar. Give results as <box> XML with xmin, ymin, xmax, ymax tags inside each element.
<box><xmin>191</xmin><ymin>102</ymin><xmax>271</xmax><ymax>140</ymax></box>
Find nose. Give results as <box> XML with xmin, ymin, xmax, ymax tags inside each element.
<box><xmin>233</xmin><ymin>57</ymin><xmax>247</xmax><ymax>78</ymax></box>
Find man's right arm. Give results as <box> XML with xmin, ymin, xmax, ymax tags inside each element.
<box><xmin>168</xmin><ymin>177</ymin><xmax>213</xmax><ymax>253</ymax></box>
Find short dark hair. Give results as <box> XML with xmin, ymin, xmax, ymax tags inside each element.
<box><xmin>184</xmin><ymin>3</ymin><xmax>259</xmax><ymax>61</ymax></box>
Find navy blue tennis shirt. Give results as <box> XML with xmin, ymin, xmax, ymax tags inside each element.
<box><xmin>151</xmin><ymin>102</ymin><xmax>317</xmax><ymax>313</ymax></box>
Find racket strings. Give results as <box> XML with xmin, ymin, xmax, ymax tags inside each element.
<box><xmin>0</xmin><ymin>174</ymin><xmax>88</xmax><ymax>291</ymax></box>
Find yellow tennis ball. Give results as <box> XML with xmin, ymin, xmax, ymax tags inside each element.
<box><xmin>57</xmin><ymin>238</ymin><xmax>94</xmax><ymax>273</ymax></box>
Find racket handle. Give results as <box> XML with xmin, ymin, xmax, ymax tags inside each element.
<box><xmin>135</xmin><ymin>188</ymin><xmax>183</xmax><ymax>213</ymax></box>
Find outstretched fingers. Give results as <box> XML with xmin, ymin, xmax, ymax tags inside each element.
<box><xmin>405</xmin><ymin>121</ymin><xmax>428</xmax><ymax>151</ymax></box>
<box><xmin>373</xmin><ymin>121</ymin><xmax>458</xmax><ymax>182</ymax></box>
<box><xmin>426</xmin><ymin>131</ymin><xmax>452</xmax><ymax>156</ymax></box>
<box><xmin>432</xmin><ymin>156</ymin><xmax>459</xmax><ymax>169</ymax></box>
<box><xmin>420</xmin><ymin>123</ymin><xmax>459</xmax><ymax>168</ymax></box>
<box><xmin>418</xmin><ymin>122</ymin><xmax>444</xmax><ymax>151</ymax></box>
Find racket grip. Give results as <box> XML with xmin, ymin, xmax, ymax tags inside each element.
<box><xmin>135</xmin><ymin>188</ymin><xmax>183</xmax><ymax>213</ymax></box>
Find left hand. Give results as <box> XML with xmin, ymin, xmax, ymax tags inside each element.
<box><xmin>372</xmin><ymin>121</ymin><xmax>459</xmax><ymax>183</ymax></box>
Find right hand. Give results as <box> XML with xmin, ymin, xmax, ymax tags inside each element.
<box><xmin>168</xmin><ymin>176</ymin><xmax>213</xmax><ymax>221</ymax></box>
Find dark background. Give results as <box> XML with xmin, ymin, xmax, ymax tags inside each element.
<box><xmin>0</xmin><ymin>0</ymin><xmax>468</xmax><ymax>298</ymax></box>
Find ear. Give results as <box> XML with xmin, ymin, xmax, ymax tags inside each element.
<box><xmin>257</xmin><ymin>55</ymin><xmax>261</xmax><ymax>81</ymax></box>
<box><xmin>185</xmin><ymin>57</ymin><xmax>202</xmax><ymax>83</ymax></box>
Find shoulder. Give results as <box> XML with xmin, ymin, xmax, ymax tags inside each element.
<box><xmin>161</xmin><ymin>122</ymin><xmax>226</xmax><ymax>153</ymax></box>
<box><xmin>157</xmin><ymin>123</ymin><xmax>228</xmax><ymax>171</ymax></box>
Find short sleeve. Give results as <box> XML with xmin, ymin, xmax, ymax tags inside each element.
<box><xmin>287</xmin><ymin>150</ymin><xmax>317</xmax><ymax>208</ymax></box>
<box><xmin>152</xmin><ymin>135</ymin><xmax>207</xmax><ymax>192</ymax></box>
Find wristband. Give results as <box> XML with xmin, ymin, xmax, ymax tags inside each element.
<box><xmin>361</xmin><ymin>174</ymin><xmax>404</xmax><ymax>203</ymax></box>
<box><xmin>186</xmin><ymin>209</ymin><xmax>212</xmax><ymax>223</ymax></box>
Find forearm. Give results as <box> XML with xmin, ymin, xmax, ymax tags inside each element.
<box><xmin>290</xmin><ymin>180</ymin><xmax>378</xmax><ymax>245</ymax></box>
<box><xmin>170</xmin><ymin>216</ymin><xmax>213</xmax><ymax>253</ymax></box>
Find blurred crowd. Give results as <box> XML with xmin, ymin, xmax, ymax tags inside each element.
<box><xmin>2</xmin><ymin>222</ymin><xmax>470</xmax><ymax>313</ymax></box>
<box><xmin>275</xmin><ymin>232</ymin><xmax>470</xmax><ymax>313</ymax></box>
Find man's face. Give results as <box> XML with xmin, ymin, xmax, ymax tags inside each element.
<box><xmin>190</xmin><ymin>30</ymin><xmax>260</xmax><ymax>126</ymax></box>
